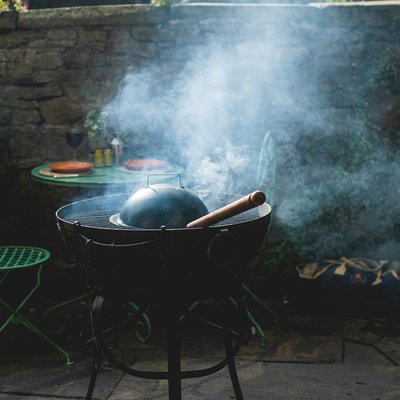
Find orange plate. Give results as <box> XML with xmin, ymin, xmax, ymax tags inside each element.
<box><xmin>124</xmin><ymin>159</ymin><xmax>167</xmax><ymax>170</ymax></box>
<box><xmin>50</xmin><ymin>162</ymin><xmax>94</xmax><ymax>174</ymax></box>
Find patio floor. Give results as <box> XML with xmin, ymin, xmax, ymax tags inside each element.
<box><xmin>0</xmin><ymin>305</ymin><xmax>400</xmax><ymax>400</ymax></box>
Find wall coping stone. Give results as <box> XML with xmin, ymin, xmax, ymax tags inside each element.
<box><xmin>183</xmin><ymin>1</ymin><xmax>400</xmax><ymax>6</ymax></box>
<box><xmin>9</xmin><ymin>2</ymin><xmax>400</xmax><ymax>30</ymax></box>
<box><xmin>18</xmin><ymin>5</ymin><xmax>170</xmax><ymax>29</ymax></box>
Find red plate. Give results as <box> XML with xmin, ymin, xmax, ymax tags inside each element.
<box><xmin>50</xmin><ymin>162</ymin><xmax>94</xmax><ymax>174</ymax></box>
<box><xmin>124</xmin><ymin>159</ymin><xmax>167</xmax><ymax>170</ymax></box>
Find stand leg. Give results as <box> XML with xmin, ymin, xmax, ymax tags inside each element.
<box><xmin>86</xmin><ymin>296</ymin><xmax>104</xmax><ymax>400</ymax></box>
<box><xmin>166</xmin><ymin>307</ymin><xmax>182</xmax><ymax>400</ymax></box>
<box><xmin>224</xmin><ymin>293</ymin><xmax>245</xmax><ymax>400</ymax></box>
<box><xmin>86</xmin><ymin>338</ymin><xmax>102</xmax><ymax>400</ymax></box>
<box><xmin>223</xmin><ymin>325</ymin><xmax>244</xmax><ymax>400</ymax></box>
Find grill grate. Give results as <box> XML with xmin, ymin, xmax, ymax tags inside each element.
<box><xmin>64</xmin><ymin>209</ymin><xmax>130</xmax><ymax>229</ymax></box>
<box><xmin>58</xmin><ymin>193</ymin><xmax>267</xmax><ymax>230</ymax></box>
<box><xmin>63</xmin><ymin>208</ymin><xmax>261</xmax><ymax>229</ymax></box>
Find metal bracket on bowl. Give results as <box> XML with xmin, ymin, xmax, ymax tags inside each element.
<box><xmin>146</xmin><ymin>173</ymin><xmax>183</xmax><ymax>188</ymax></box>
<box><xmin>208</xmin><ymin>229</ymin><xmax>238</xmax><ymax>268</ymax></box>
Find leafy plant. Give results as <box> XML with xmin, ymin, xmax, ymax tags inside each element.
<box><xmin>0</xmin><ymin>0</ymin><xmax>24</xmax><ymax>11</ymax></box>
<box><xmin>150</xmin><ymin>0</ymin><xmax>170</xmax><ymax>6</ymax></box>
<box><xmin>83</xmin><ymin>109</ymin><xmax>109</xmax><ymax>139</ymax></box>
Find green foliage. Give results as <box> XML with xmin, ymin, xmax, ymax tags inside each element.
<box><xmin>283</xmin><ymin>129</ymin><xmax>400</xmax><ymax>261</ymax></box>
<box><xmin>83</xmin><ymin>109</ymin><xmax>109</xmax><ymax>139</ymax></box>
<box><xmin>0</xmin><ymin>0</ymin><xmax>24</xmax><ymax>11</ymax></box>
<box><xmin>260</xmin><ymin>241</ymin><xmax>300</xmax><ymax>275</ymax></box>
<box><xmin>150</xmin><ymin>0</ymin><xmax>170</xmax><ymax>6</ymax></box>
<box><xmin>297</xmin><ymin>129</ymin><xmax>383</xmax><ymax>173</ymax></box>
<box><xmin>365</xmin><ymin>48</ymin><xmax>400</xmax><ymax>96</ymax></box>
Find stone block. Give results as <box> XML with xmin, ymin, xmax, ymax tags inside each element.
<box><xmin>85</xmin><ymin>41</ymin><xmax>107</xmax><ymax>52</ymax></box>
<box><xmin>0</xmin><ymin>98</ymin><xmax>37</xmax><ymax>110</ymax></box>
<box><xmin>12</xmin><ymin>109</ymin><xmax>42</xmax><ymax>125</ymax></box>
<box><xmin>131</xmin><ymin>26</ymin><xmax>160</xmax><ymax>41</ymax></box>
<box><xmin>26</xmin><ymin>39</ymin><xmax>48</xmax><ymax>49</ymax></box>
<box><xmin>112</xmin><ymin>40</ymin><xmax>157</xmax><ymax>57</ymax></box>
<box><xmin>88</xmin><ymin>66</ymin><xmax>124</xmax><ymax>81</ymax></box>
<box><xmin>106</xmin><ymin>54</ymin><xmax>133</xmax><ymax>67</ymax></box>
<box><xmin>0</xmin><ymin>108</ymin><xmax>12</xmax><ymax>127</ymax></box>
<box><xmin>2</xmin><ymin>85</ymin><xmax>21</xmax><ymax>101</ymax></box>
<box><xmin>40</xmin><ymin>97</ymin><xmax>82</xmax><ymax>124</ymax></box>
<box><xmin>64</xmin><ymin>47</ymin><xmax>91</xmax><ymax>68</ymax></box>
<box><xmin>157</xmin><ymin>24</ymin><xmax>200</xmax><ymax>44</ymax></box>
<box><xmin>109</xmin><ymin>28</ymin><xmax>130</xmax><ymax>42</ymax></box>
<box><xmin>0</xmin><ymin>140</ymin><xmax>10</xmax><ymax>173</ymax></box>
<box><xmin>46</xmin><ymin>40</ymin><xmax>77</xmax><ymax>50</ymax></box>
<box><xmin>33</xmin><ymin>68</ymin><xmax>89</xmax><ymax>83</ymax></box>
<box><xmin>20</xmin><ymin>84</ymin><xmax>63</xmax><ymax>101</ymax></box>
<box><xmin>0</xmin><ymin>31</ymin><xmax>44</xmax><ymax>48</ymax></box>
<box><xmin>0</xmin><ymin>11</ymin><xmax>17</xmax><ymax>31</ymax></box>
<box><xmin>0</xmin><ymin>48</ymin><xmax>23</xmax><ymax>63</ymax></box>
<box><xmin>9</xmin><ymin>64</ymin><xmax>34</xmax><ymax>83</ymax></box>
<box><xmin>65</xmin><ymin>48</ymin><xmax>106</xmax><ymax>67</ymax></box>
<box><xmin>47</xmin><ymin>28</ymin><xmax>78</xmax><ymax>41</ymax></box>
<box><xmin>78</xmin><ymin>27</ymin><xmax>108</xmax><ymax>43</ymax></box>
<box><xmin>0</xmin><ymin>62</ymin><xmax>8</xmax><ymax>79</ymax></box>
<box><xmin>9</xmin><ymin>130</ymin><xmax>43</xmax><ymax>159</ymax></box>
<box><xmin>31</xmin><ymin>51</ymin><xmax>64</xmax><ymax>70</ymax></box>
<box><xmin>62</xmin><ymin>78</ymin><xmax>117</xmax><ymax>105</ymax></box>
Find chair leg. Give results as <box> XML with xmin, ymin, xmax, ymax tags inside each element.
<box><xmin>0</xmin><ymin>265</ymin><xmax>72</xmax><ymax>365</ymax></box>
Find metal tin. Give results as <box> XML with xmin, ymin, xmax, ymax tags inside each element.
<box><xmin>104</xmin><ymin>149</ymin><xmax>113</xmax><ymax>167</ymax></box>
<box><xmin>94</xmin><ymin>149</ymin><xmax>104</xmax><ymax>167</ymax></box>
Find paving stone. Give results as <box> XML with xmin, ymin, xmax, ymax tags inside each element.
<box><xmin>239</xmin><ymin>363</ymin><xmax>400</xmax><ymax>400</ymax></box>
<box><xmin>243</xmin><ymin>330</ymin><xmax>343</xmax><ymax>364</ymax></box>
<box><xmin>0</xmin><ymin>358</ymin><xmax>124</xmax><ymax>399</ymax></box>
<box><xmin>375</xmin><ymin>336</ymin><xmax>400</xmax><ymax>365</ymax></box>
<box><xmin>343</xmin><ymin>340</ymin><xmax>395</xmax><ymax>366</ymax></box>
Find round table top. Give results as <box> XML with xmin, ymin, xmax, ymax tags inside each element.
<box><xmin>31</xmin><ymin>163</ymin><xmax>185</xmax><ymax>189</ymax></box>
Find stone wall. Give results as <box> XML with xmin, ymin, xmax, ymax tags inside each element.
<box><xmin>1</xmin><ymin>3</ymin><xmax>400</xmax><ymax>277</ymax></box>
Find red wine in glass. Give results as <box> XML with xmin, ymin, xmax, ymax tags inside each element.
<box><xmin>65</xmin><ymin>127</ymin><xmax>84</xmax><ymax>160</ymax></box>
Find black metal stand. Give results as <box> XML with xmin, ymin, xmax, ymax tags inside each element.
<box><xmin>166</xmin><ymin>302</ymin><xmax>183</xmax><ymax>400</ymax></box>
<box><xmin>85</xmin><ymin>291</ymin><xmax>248</xmax><ymax>400</ymax></box>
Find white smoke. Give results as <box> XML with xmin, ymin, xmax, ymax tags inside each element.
<box><xmin>104</xmin><ymin>13</ymin><xmax>400</xmax><ymax>260</ymax></box>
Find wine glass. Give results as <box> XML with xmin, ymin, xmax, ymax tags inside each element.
<box><xmin>65</xmin><ymin>126</ymin><xmax>84</xmax><ymax>160</ymax></box>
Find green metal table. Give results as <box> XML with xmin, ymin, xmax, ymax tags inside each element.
<box><xmin>31</xmin><ymin>163</ymin><xmax>184</xmax><ymax>189</ymax></box>
<box><xmin>0</xmin><ymin>246</ymin><xmax>72</xmax><ymax>364</ymax></box>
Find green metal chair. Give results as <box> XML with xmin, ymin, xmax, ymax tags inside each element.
<box><xmin>0</xmin><ymin>246</ymin><xmax>72</xmax><ymax>364</ymax></box>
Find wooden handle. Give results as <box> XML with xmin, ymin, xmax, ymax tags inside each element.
<box><xmin>187</xmin><ymin>190</ymin><xmax>266</xmax><ymax>228</ymax></box>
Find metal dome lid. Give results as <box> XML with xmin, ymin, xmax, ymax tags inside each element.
<box><xmin>119</xmin><ymin>176</ymin><xmax>209</xmax><ymax>229</ymax></box>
